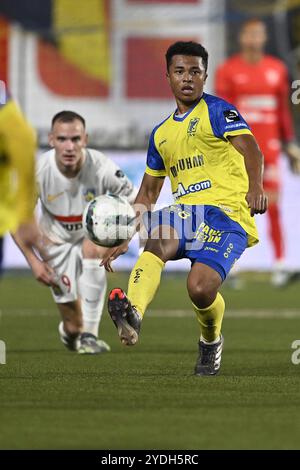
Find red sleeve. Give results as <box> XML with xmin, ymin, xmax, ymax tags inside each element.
<box><xmin>278</xmin><ymin>64</ymin><xmax>295</xmax><ymax>142</ymax></box>
<box><xmin>214</xmin><ymin>63</ymin><xmax>234</xmax><ymax>103</ymax></box>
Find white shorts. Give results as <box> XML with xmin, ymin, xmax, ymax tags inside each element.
<box><xmin>45</xmin><ymin>241</ymin><xmax>83</xmax><ymax>303</ymax></box>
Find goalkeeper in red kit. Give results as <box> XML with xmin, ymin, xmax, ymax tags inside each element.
<box><xmin>215</xmin><ymin>18</ymin><xmax>300</xmax><ymax>287</ymax></box>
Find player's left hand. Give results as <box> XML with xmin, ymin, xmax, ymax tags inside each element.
<box><xmin>100</xmin><ymin>240</ymin><xmax>130</xmax><ymax>272</ymax></box>
<box><xmin>285</xmin><ymin>142</ymin><xmax>300</xmax><ymax>174</ymax></box>
<box><xmin>246</xmin><ymin>185</ymin><xmax>268</xmax><ymax>217</ymax></box>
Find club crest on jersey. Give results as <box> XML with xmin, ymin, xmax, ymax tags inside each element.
<box><xmin>187</xmin><ymin>118</ymin><xmax>200</xmax><ymax>136</ymax></box>
<box><xmin>83</xmin><ymin>188</ymin><xmax>96</xmax><ymax>202</ymax></box>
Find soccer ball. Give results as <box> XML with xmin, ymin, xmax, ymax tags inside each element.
<box><xmin>83</xmin><ymin>194</ymin><xmax>136</xmax><ymax>247</ymax></box>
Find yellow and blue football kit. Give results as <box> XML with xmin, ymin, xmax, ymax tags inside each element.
<box><xmin>111</xmin><ymin>92</ymin><xmax>260</xmax><ymax>352</ymax></box>
<box><xmin>145</xmin><ymin>92</ymin><xmax>259</xmax><ymax>280</ymax></box>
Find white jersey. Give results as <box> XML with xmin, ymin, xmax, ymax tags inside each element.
<box><xmin>37</xmin><ymin>148</ymin><xmax>136</xmax><ymax>244</ymax></box>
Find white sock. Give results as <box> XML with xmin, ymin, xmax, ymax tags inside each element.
<box><xmin>200</xmin><ymin>335</ymin><xmax>220</xmax><ymax>345</ymax></box>
<box><xmin>79</xmin><ymin>259</ymin><xmax>107</xmax><ymax>337</ymax></box>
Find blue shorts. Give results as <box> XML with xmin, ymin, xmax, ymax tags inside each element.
<box><xmin>144</xmin><ymin>204</ymin><xmax>248</xmax><ymax>281</ymax></box>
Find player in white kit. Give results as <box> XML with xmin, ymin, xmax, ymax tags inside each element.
<box><xmin>14</xmin><ymin>111</ymin><xmax>136</xmax><ymax>354</ymax></box>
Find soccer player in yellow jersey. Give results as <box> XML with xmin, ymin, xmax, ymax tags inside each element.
<box><xmin>0</xmin><ymin>82</ymin><xmax>40</xmax><ymax>272</ymax></box>
<box><xmin>104</xmin><ymin>41</ymin><xmax>268</xmax><ymax>376</ymax></box>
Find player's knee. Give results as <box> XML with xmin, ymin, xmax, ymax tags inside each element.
<box><xmin>144</xmin><ymin>239</ymin><xmax>165</xmax><ymax>260</ymax></box>
<box><xmin>187</xmin><ymin>278</ymin><xmax>217</xmax><ymax>308</ymax></box>
<box><xmin>144</xmin><ymin>238</ymin><xmax>177</xmax><ymax>262</ymax></box>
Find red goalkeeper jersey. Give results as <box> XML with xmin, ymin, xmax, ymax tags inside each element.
<box><xmin>215</xmin><ymin>54</ymin><xmax>295</xmax><ymax>164</ymax></box>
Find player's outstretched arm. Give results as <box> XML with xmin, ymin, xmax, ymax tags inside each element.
<box><xmin>101</xmin><ymin>173</ymin><xmax>164</xmax><ymax>271</ymax></box>
<box><xmin>228</xmin><ymin>134</ymin><xmax>268</xmax><ymax>216</ymax></box>
<box><xmin>11</xmin><ymin>227</ymin><xmax>56</xmax><ymax>287</ymax></box>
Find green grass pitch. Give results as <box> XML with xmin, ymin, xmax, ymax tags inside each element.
<box><xmin>0</xmin><ymin>271</ymin><xmax>300</xmax><ymax>449</ymax></box>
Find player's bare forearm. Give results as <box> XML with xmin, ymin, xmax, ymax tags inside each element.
<box><xmin>229</xmin><ymin>134</ymin><xmax>263</xmax><ymax>186</ymax></box>
<box><xmin>11</xmin><ymin>227</ymin><xmax>41</xmax><ymax>267</ymax></box>
<box><xmin>134</xmin><ymin>173</ymin><xmax>165</xmax><ymax>231</ymax></box>
<box><xmin>11</xmin><ymin>229</ymin><xmax>55</xmax><ymax>286</ymax></box>
<box><xmin>135</xmin><ymin>173</ymin><xmax>164</xmax><ymax>204</ymax></box>
<box><xmin>229</xmin><ymin>134</ymin><xmax>268</xmax><ymax>216</ymax></box>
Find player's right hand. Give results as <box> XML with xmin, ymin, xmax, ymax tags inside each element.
<box><xmin>31</xmin><ymin>258</ymin><xmax>56</xmax><ymax>287</ymax></box>
<box><xmin>245</xmin><ymin>184</ymin><xmax>268</xmax><ymax>216</ymax></box>
<box><xmin>100</xmin><ymin>240</ymin><xmax>130</xmax><ymax>272</ymax></box>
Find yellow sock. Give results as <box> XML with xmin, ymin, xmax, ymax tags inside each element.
<box><xmin>192</xmin><ymin>293</ymin><xmax>225</xmax><ymax>342</ymax></box>
<box><xmin>128</xmin><ymin>251</ymin><xmax>165</xmax><ymax>317</ymax></box>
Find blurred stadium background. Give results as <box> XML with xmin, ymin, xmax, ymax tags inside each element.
<box><xmin>1</xmin><ymin>0</ymin><xmax>300</xmax><ymax>271</ymax></box>
<box><xmin>1</xmin><ymin>0</ymin><xmax>300</xmax><ymax>450</ymax></box>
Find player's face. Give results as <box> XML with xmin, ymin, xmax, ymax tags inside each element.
<box><xmin>49</xmin><ymin>120</ymin><xmax>88</xmax><ymax>174</ymax></box>
<box><xmin>167</xmin><ymin>55</ymin><xmax>207</xmax><ymax>110</ymax></box>
<box><xmin>239</xmin><ymin>21</ymin><xmax>267</xmax><ymax>52</ymax></box>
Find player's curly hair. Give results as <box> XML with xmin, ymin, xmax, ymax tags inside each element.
<box><xmin>165</xmin><ymin>41</ymin><xmax>208</xmax><ymax>71</ymax></box>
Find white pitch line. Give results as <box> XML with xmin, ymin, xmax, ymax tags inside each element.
<box><xmin>0</xmin><ymin>308</ymin><xmax>299</xmax><ymax>319</ymax></box>
<box><xmin>0</xmin><ymin>309</ymin><xmax>56</xmax><ymax>317</ymax></box>
<box><xmin>149</xmin><ymin>309</ymin><xmax>300</xmax><ymax>319</ymax></box>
